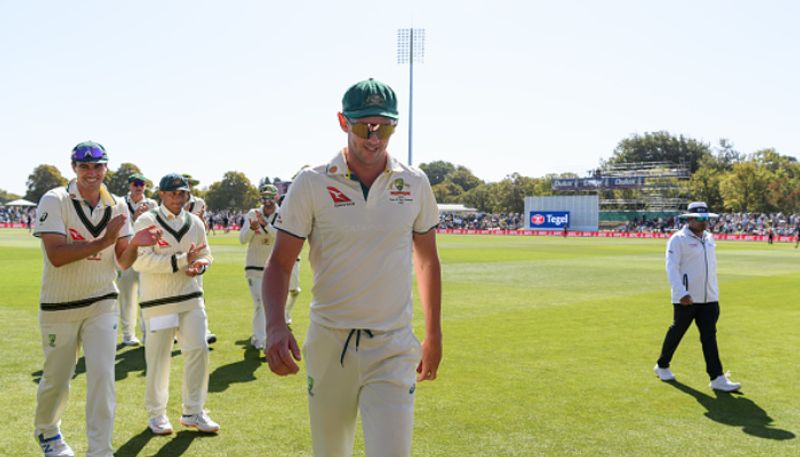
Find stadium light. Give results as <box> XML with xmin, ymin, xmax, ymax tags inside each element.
<box><xmin>397</xmin><ymin>28</ymin><xmax>425</xmax><ymax>166</ymax></box>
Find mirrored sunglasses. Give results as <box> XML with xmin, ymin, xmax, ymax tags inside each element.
<box><xmin>348</xmin><ymin>121</ymin><xmax>396</xmax><ymax>140</ymax></box>
<box><xmin>71</xmin><ymin>145</ymin><xmax>106</xmax><ymax>161</ymax></box>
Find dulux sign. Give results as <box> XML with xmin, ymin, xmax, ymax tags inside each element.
<box><xmin>529</xmin><ymin>211</ymin><xmax>570</xmax><ymax>229</ymax></box>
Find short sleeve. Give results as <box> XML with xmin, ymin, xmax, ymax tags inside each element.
<box><xmin>116</xmin><ymin>200</ymin><xmax>134</xmax><ymax>238</ymax></box>
<box><xmin>274</xmin><ymin>169</ymin><xmax>314</xmax><ymax>239</ymax></box>
<box><xmin>413</xmin><ymin>173</ymin><xmax>439</xmax><ymax>233</ymax></box>
<box><xmin>33</xmin><ymin>192</ymin><xmax>66</xmax><ymax>237</ymax></box>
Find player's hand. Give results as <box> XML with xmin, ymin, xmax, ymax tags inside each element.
<box><xmin>249</xmin><ymin>218</ymin><xmax>260</xmax><ymax>231</ymax></box>
<box><xmin>102</xmin><ymin>214</ymin><xmax>128</xmax><ymax>245</ymax></box>
<box><xmin>185</xmin><ymin>259</ymin><xmax>209</xmax><ymax>277</ymax></box>
<box><xmin>130</xmin><ymin>225</ymin><xmax>161</xmax><ymax>248</ymax></box>
<box><xmin>265</xmin><ymin>324</ymin><xmax>301</xmax><ymax>376</ymax></box>
<box><xmin>417</xmin><ymin>333</ymin><xmax>442</xmax><ymax>382</ymax></box>
<box><xmin>133</xmin><ymin>205</ymin><xmax>150</xmax><ymax>220</ymax></box>
<box><xmin>186</xmin><ymin>243</ymin><xmax>207</xmax><ymax>264</ymax></box>
<box><xmin>679</xmin><ymin>294</ymin><xmax>693</xmax><ymax>305</ymax></box>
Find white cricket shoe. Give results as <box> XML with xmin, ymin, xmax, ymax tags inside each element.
<box><xmin>122</xmin><ymin>335</ymin><xmax>141</xmax><ymax>346</ymax></box>
<box><xmin>710</xmin><ymin>372</ymin><xmax>741</xmax><ymax>392</ymax></box>
<box><xmin>181</xmin><ymin>412</ymin><xmax>220</xmax><ymax>433</ymax></box>
<box><xmin>148</xmin><ymin>415</ymin><xmax>174</xmax><ymax>435</ymax></box>
<box><xmin>37</xmin><ymin>433</ymin><xmax>74</xmax><ymax>457</ymax></box>
<box><xmin>250</xmin><ymin>335</ymin><xmax>265</xmax><ymax>351</ymax></box>
<box><xmin>653</xmin><ymin>364</ymin><xmax>675</xmax><ymax>381</ymax></box>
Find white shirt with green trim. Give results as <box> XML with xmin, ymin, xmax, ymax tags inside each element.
<box><xmin>274</xmin><ymin>150</ymin><xmax>439</xmax><ymax>331</ymax></box>
<box><xmin>239</xmin><ymin>207</ymin><xmax>278</xmax><ymax>279</ymax></box>
<box><xmin>133</xmin><ymin>205</ymin><xmax>212</xmax><ymax>319</ymax></box>
<box><xmin>33</xmin><ymin>180</ymin><xmax>132</xmax><ymax>322</ymax></box>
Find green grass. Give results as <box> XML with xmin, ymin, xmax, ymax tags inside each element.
<box><xmin>1</xmin><ymin>229</ymin><xmax>799</xmax><ymax>456</ymax></box>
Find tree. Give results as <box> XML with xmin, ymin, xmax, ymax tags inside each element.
<box><xmin>419</xmin><ymin>161</ymin><xmax>456</xmax><ymax>186</ymax></box>
<box><xmin>431</xmin><ymin>180</ymin><xmax>464</xmax><ymax>204</ymax></box>
<box><xmin>718</xmin><ymin>161</ymin><xmax>771</xmax><ymax>212</ymax></box>
<box><xmin>25</xmin><ymin>165</ymin><xmax>68</xmax><ymax>204</ymax></box>
<box><xmin>608</xmin><ymin>131</ymin><xmax>712</xmax><ymax>173</ymax></box>
<box><xmin>0</xmin><ymin>189</ymin><xmax>21</xmax><ymax>204</ymax></box>
<box><xmin>449</xmin><ymin>166</ymin><xmax>483</xmax><ymax>193</ymax></box>
<box><xmin>491</xmin><ymin>173</ymin><xmax>538</xmax><ymax>213</ymax></box>
<box><xmin>105</xmin><ymin>162</ymin><xmax>143</xmax><ymax>196</ymax></box>
<box><xmin>462</xmin><ymin>183</ymin><xmax>495</xmax><ymax>212</ymax></box>
<box><xmin>204</xmin><ymin>171</ymin><xmax>259</xmax><ymax>211</ymax></box>
<box><xmin>689</xmin><ymin>162</ymin><xmax>723</xmax><ymax>211</ymax></box>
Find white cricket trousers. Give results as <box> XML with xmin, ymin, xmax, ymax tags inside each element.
<box><xmin>248</xmin><ymin>269</ymin><xmax>300</xmax><ymax>345</ymax></box>
<box><xmin>303</xmin><ymin>322</ymin><xmax>420</xmax><ymax>457</ymax></box>
<box><xmin>116</xmin><ymin>268</ymin><xmax>140</xmax><ymax>339</ymax></box>
<box><xmin>144</xmin><ymin>307</ymin><xmax>209</xmax><ymax>418</ymax></box>
<box><xmin>35</xmin><ymin>309</ymin><xmax>118</xmax><ymax>457</ymax></box>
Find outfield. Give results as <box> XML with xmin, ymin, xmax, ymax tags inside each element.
<box><xmin>1</xmin><ymin>229</ymin><xmax>798</xmax><ymax>456</ymax></box>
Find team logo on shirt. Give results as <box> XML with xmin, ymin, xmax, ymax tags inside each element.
<box><xmin>326</xmin><ymin>186</ymin><xmax>355</xmax><ymax>207</ymax></box>
<box><xmin>48</xmin><ymin>334</ymin><xmax>56</xmax><ymax>347</ymax></box>
<box><xmin>68</xmin><ymin>228</ymin><xmax>86</xmax><ymax>241</ymax></box>
<box><xmin>389</xmin><ymin>178</ymin><xmax>413</xmax><ymax>204</ymax></box>
<box><xmin>307</xmin><ymin>376</ymin><xmax>315</xmax><ymax>397</ymax></box>
<box><xmin>39</xmin><ymin>212</ymin><xmax>48</xmax><ymax>223</ymax></box>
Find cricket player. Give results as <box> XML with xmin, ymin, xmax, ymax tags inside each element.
<box><xmin>264</xmin><ymin>78</ymin><xmax>442</xmax><ymax>457</ymax></box>
<box><xmin>33</xmin><ymin>141</ymin><xmax>160</xmax><ymax>457</ymax></box>
<box><xmin>134</xmin><ymin>173</ymin><xmax>219</xmax><ymax>435</ymax></box>
<box><xmin>182</xmin><ymin>173</ymin><xmax>217</xmax><ymax>344</ymax></box>
<box><xmin>239</xmin><ymin>184</ymin><xmax>302</xmax><ymax>350</ymax></box>
<box><xmin>654</xmin><ymin>201</ymin><xmax>741</xmax><ymax>391</ymax></box>
<box><xmin>117</xmin><ymin>173</ymin><xmax>157</xmax><ymax>346</ymax></box>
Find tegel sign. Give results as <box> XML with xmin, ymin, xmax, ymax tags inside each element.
<box><xmin>529</xmin><ymin>211</ymin><xmax>570</xmax><ymax>229</ymax></box>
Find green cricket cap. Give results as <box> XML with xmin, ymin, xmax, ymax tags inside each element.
<box><xmin>342</xmin><ymin>78</ymin><xmax>399</xmax><ymax>120</ymax></box>
<box><xmin>159</xmin><ymin>173</ymin><xmax>190</xmax><ymax>192</ymax></box>
<box><xmin>127</xmin><ymin>173</ymin><xmax>148</xmax><ymax>183</ymax></box>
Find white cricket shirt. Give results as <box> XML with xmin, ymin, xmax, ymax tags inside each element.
<box><xmin>34</xmin><ymin>181</ymin><xmax>133</xmax><ymax>322</ymax></box>
<box><xmin>239</xmin><ymin>207</ymin><xmax>278</xmax><ymax>279</ymax></box>
<box><xmin>274</xmin><ymin>150</ymin><xmax>439</xmax><ymax>331</ymax></box>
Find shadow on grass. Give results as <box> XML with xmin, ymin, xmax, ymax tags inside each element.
<box><xmin>669</xmin><ymin>380</ymin><xmax>795</xmax><ymax>440</ymax></box>
<box><xmin>116</xmin><ymin>428</ymin><xmax>217</xmax><ymax>457</ymax></box>
<box><xmin>208</xmin><ymin>339</ymin><xmax>264</xmax><ymax>393</ymax></box>
<box><xmin>31</xmin><ymin>345</ymin><xmax>182</xmax><ymax>384</ymax></box>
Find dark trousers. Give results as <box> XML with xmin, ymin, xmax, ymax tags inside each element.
<box><xmin>657</xmin><ymin>301</ymin><xmax>723</xmax><ymax>380</ymax></box>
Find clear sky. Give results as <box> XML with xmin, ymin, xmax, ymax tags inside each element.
<box><xmin>1</xmin><ymin>0</ymin><xmax>798</xmax><ymax>196</ymax></box>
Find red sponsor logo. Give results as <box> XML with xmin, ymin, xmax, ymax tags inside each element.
<box><xmin>530</xmin><ymin>214</ymin><xmax>545</xmax><ymax>225</ymax></box>
<box><xmin>326</xmin><ymin>186</ymin><xmax>353</xmax><ymax>204</ymax></box>
<box><xmin>68</xmin><ymin>228</ymin><xmax>86</xmax><ymax>241</ymax></box>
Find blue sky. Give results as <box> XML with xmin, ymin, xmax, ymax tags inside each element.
<box><xmin>1</xmin><ymin>1</ymin><xmax>798</xmax><ymax>195</ymax></box>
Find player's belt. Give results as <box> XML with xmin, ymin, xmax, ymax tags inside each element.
<box><xmin>140</xmin><ymin>291</ymin><xmax>203</xmax><ymax>308</ymax></box>
<box><xmin>245</xmin><ymin>266</ymin><xmax>264</xmax><ymax>271</ymax></box>
<box><xmin>41</xmin><ymin>292</ymin><xmax>119</xmax><ymax>311</ymax></box>
<box><xmin>340</xmin><ymin>329</ymin><xmax>373</xmax><ymax>366</ymax></box>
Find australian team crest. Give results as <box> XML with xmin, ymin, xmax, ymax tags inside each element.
<box><xmin>389</xmin><ymin>178</ymin><xmax>413</xmax><ymax>204</ymax></box>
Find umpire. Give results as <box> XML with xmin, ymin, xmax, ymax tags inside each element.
<box><xmin>653</xmin><ymin>202</ymin><xmax>741</xmax><ymax>391</ymax></box>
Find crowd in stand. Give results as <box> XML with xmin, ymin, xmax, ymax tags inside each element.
<box><xmin>0</xmin><ymin>206</ymin><xmax>35</xmax><ymax>225</ymax></box>
<box><xmin>438</xmin><ymin>212</ymin><xmax>524</xmax><ymax>230</ymax></box>
<box><xmin>618</xmin><ymin>213</ymin><xmax>800</xmax><ymax>236</ymax></box>
<box><xmin>439</xmin><ymin>210</ymin><xmax>800</xmax><ymax>236</ymax></box>
<box><xmin>205</xmin><ymin>209</ymin><xmax>246</xmax><ymax>233</ymax></box>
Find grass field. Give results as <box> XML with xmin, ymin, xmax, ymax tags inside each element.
<box><xmin>1</xmin><ymin>229</ymin><xmax>798</xmax><ymax>456</ymax></box>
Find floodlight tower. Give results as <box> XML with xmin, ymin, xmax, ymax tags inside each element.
<box><xmin>397</xmin><ymin>28</ymin><xmax>425</xmax><ymax>166</ymax></box>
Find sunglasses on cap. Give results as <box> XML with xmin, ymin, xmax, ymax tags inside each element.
<box><xmin>346</xmin><ymin>118</ymin><xmax>397</xmax><ymax>140</ymax></box>
<box><xmin>689</xmin><ymin>216</ymin><xmax>709</xmax><ymax>222</ymax></box>
<box><xmin>71</xmin><ymin>144</ymin><xmax>107</xmax><ymax>162</ymax></box>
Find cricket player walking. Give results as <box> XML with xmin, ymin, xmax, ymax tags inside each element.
<box><xmin>134</xmin><ymin>173</ymin><xmax>219</xmax><ymax>435</ymax></box>
<box><xmin>117</xmin><ymin>173</ymin><xmax>157</xmax><ymax>346</ymax></box>
<box><xmin>33</xmin><ymin>141</ymin><xmax>160</xmax><ymax>457</ymax></box>
<box><xmin>263</xmin><ymin>79</ymin><xmax>442</xmax><ymax>457</ymax></box>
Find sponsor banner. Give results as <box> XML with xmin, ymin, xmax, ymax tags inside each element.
<box><xmin>0</xmin><ymin>223</ymin><xmax>29</xmax><ymax>228</ymax></box>
<box><xmin>529</xmin><ymin>211</ymin><xmax>570</xmax><ymax>229</ymax></box>
<box><xmin>435</xmin><ymin>229</ymin><xmax>797</xmax><ymax>243</ymax></box>
<box><xmin>551</xmin><ymin>176</ymin><xmax>646</xmax><ymax>190</ymax></box>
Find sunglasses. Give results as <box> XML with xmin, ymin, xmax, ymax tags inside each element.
<box><xmin>347</xmin><ymin>119</ymin><xmax>396</xmax><ymax>140</ymax></box>
<box><xmin>131</xmin><ymin>180</ymin><xmax>146</xmax><ymax>187</ymax></box>
<box><xmin>71</xmin><ymin>144</ymin><xmax>107</xmax><ymax>161</ymax></box>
